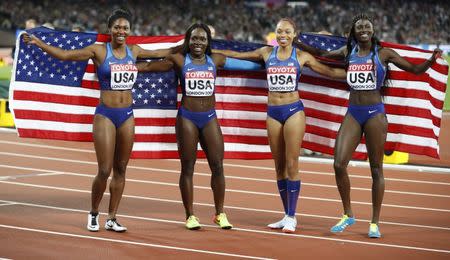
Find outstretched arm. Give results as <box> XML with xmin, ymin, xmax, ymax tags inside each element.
<box><xmin>136</xmin><ymin>54</ymin><xmax>181</xmax><ymax>72</ymax></box>
<box><xmin>301</xmin><ymin>51</ymin><xmax>346</xmax><ymax>79</ymax></box>
<box><xmin>211</xmin><ymin>53</ymin><xmax>226</xmax><ymax>68</ymax></box>
<box><xmin>22</xmin><ymin>33</ymin><xmax>96</xmax><ymax>61</ymax></box>
<box><xmin>383</xmin><ymin>48</ymin><xmax>442</xmax><ymax>74</ymax></box>
<box><xmin>136</xmin><ymin>59</ymin><xmax>175</xmax><ymax>72</ymax></box>
<box><xmin>133</xmin><ymin>44</ymin><xmax>182</xmax><ymax>59</ymax></box>
<box><xmin>295</xmin><ymin>35</ymin><xmax>347</xmax><ymax>60</ymax></box>
<box><xmin>213</xmin><ymin>46</ymin><xmax>271</xmax><ymax>62</ymax></box>
<box><xmin>211</xmin><ymin>53</ymin><xmax>262</xmax><ymax>70</ymax></box>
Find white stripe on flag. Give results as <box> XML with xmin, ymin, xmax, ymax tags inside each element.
<box><xmin>14</xmin><ymin>119</ymin><xmax>92</xmax><ymax>132</ymax></box>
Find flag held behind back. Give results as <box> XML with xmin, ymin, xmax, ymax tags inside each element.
<box><xmin>9</xmin><ymin>28</ymin><xmax>448</xmax><ymax>159</ymax></box>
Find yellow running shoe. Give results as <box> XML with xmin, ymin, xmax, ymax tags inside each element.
<box><xmin>185</xmin><ymin>215</ymin><xmax>201</xmax><ymax>230</ymax></box>
<box><xmin>214</xmin><ymin>213</ymin><xmax>233</xmax><ymax>229</ymax></box>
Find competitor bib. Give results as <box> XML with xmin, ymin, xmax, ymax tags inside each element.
<box><xmin>110</xmin><ymin>64</ymin><xmax>138</xmax><ymax>90</ymax></box>
<box><xmin>184</xmin><ymin>71</ymin><xmax>215</xmax><ymax>96</ymax></box>
<box><xmin>267</xmin><ymin>66</ymin><xmax>297</xmax><ymax>92</ymax></box>
<box><xmin>347</xmin><ymin>63</ymin><xmax>377</xmax><ymax>90</ymax></box>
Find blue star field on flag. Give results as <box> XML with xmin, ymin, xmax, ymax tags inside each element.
<box><xmin>298</xmin><ymin>32</ymin><xmax>347</xmax><ymax>51</ymax></box>
<box><xmin>16</xmin><ymin>27</ymin><xmax>97</xmax><ymax>87</ymax></box>
<box><xmin>15</xmin><ymin>27</ymin><xmax>178</xmax><ymax>109</ymax></box>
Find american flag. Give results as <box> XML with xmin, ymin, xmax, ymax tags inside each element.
<box><xmin>295</xmin><ymin>33</ymin><xmax>448</xmax><ymax>159</ymax></box>
<box><xmin>9</xmin><ymin>28</ymin><xmax>448</xmax><ymax>159</ymax></box>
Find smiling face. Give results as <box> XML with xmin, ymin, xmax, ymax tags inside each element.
<box><xmin>110</xmin><ymin>18</ymin><xmax>131</xmax><ymax>45</ymax></box>
<box><xmin>275</xmin><ymin>20</ymin><xmax>296</xmax><ymax>47</ymax></box>
<box><xmin>353</xmin><ymin>19</ymin><xmax>374</xmax><ymax>43</ymax></box>
<box><xmin>189</xmin><ymin>28</ymin><xmax>208</xmax><ymax>57</ymax></box>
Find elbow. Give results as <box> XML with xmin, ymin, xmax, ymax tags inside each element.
<box><xmin>59</xmin><ymin>52</ymin><xmax>71</xmax><ymax>61</ymax></box>
<box><xmin>412</xmin><ymin>68</ymin><xmax>427</xmax><ymax>75</ymax></box>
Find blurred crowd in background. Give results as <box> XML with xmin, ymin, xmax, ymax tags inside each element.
<box><xmin>0</xmin><ymin>0</ymin><xmax>449</xmax><ymax>45</ymax></box>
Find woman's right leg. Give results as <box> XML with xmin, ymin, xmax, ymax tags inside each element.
<box><xmin>87</xmin><ymin>114</ymin><xmax>116</xmax><ymax>231</ymax></box>
<box><xmin>176</xmin><ymin>115</ymin><xmax>200</xmax><ymax>219</ymax></box>
<box><xmin>266</xmin><ymin>116</ymin><xmax>289</xmax><ymax>228</ymax></box>
<box><xmin>91</xmin><ymin>114</ymin><xmax>116</xmax><ymax>213</ymax></box>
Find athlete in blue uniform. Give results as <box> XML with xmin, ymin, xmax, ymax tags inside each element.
<box><xmin>23</xmin><ymin>9</ymin><xmax>178</xmax><ymax>232</ymax></box>
<box><xmin>296</xmin><ymin>13</ymin><xmax>441</xmax><ymax>238</ymax></box>
<box><xmin>137</xmin><ymin>23</ymin><xmax>233</xmax><ymax>230</ymax></box>
<box><xmin>214</xmin><ymin>18</ymin><xmax>345</xmax><ymax>233</ymax></box>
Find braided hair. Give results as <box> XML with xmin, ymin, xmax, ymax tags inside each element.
<box><xmin>345</xmin><ymin>14</ymin><xmax>390</xmax><ymax>91</ymax></box>
<box><xmin>107</xmin><ymin>8</ymin><xmax>133</xmax><ymax>29</ymax></box>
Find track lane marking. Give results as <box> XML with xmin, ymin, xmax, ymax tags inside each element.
<box><xmin>0</xmin><ymin>224</ymin><xmax>274</xmax><ymax>260</ymax></box>
<box><xmin>1</xmin><ymin>181</ymin><xmax>449</xmax><ymax>231</ymax></box>
<box><xmin>0</xmin><ymin>200</ymin><xmax>449</xmax><ymax>254</ymax></box>
<box><xmin>1</xmin><ymin>164</ymin><xmax>450</xmax><ymax>212</ymax></box>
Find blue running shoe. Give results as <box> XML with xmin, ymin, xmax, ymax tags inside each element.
<box><xmin>368</xmin><ymin>223</ymin><xmax>381</xmax><ymax>238</ymax></box>
<box><xmin>330</xmin><ymin>214</ymin><xmax>355</xmax><ymax>233</ymax></box>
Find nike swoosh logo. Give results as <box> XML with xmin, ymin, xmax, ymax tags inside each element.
<box><xmin>289</xmin><ymin>107</ymin><xmax>297</xmax><ymax>112</ymax></box>
<box><xmin>109</xmin><ymin>62</ymin><xmax>117</xmax><ymax>65</ymax></box>
<box><xmin>187</xmin><ymin>68</ymin><xmax>194</xmax><ymax>71</ymax></box>
<box><xmin>368</xmin><ymin>110</ymin><xmax>377</xmax><ymax>114</ymax></box>
<box><xmin>208</xmin><ymin>113</ymin><xmax>215</xmax><ymax>117</ymax></box>
<box><xmin>269</xmin><ymin>62</ymin><xmax>276</xmax><ymax>65</ymax></box>
<box><xmin>127</xmin><ymin>111</ymin><xmax>133</xmax><ymax>115</ymax></box>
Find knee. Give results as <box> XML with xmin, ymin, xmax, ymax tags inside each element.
<box><xmin>97</xmin><ymin>167</ymin><xmax>112</xmax><ymax>181</ymax></box>
<box><xmin>286</xmin><ymin>158</ymin><xmax>299</xmax><ymax>178</ymax></box>
<box><xmin>209</xmin><ymin>160</ymin><xmax>224</xmax><ymax>176</ymax></box>
<box><xmin>274</xmin><ymin>162</ymin><xmax>285</xmax><ymax>176</ymax></box>
<box><xmin>370</xmin><ymin>164</ymin><xmax>384</xmax><ymax>181</ymax></box>
<box><xmin>181</xmin><ymin>159</ymin><xmax>196</xmax><ymax>177</ymax></box>
<box><xmin>113</xmin><ymin>161</ymin><xmax>128</xmax><ymax>176</ymax></box>
<box><xmin>286</xmin><ymin>158</ymin><xmax>298</xmax><ymax>171</ymax></box>
<box><xmin>333</xmin><ymin>160</ymin><xmax>348</xmax><ymax>176</ymax></box>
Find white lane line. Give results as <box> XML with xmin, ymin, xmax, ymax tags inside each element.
<box><xmin>0</xmin><ymin>128</ymin><xmax>17</xmax><ymax>133</ymax></box>
<box><xmin>4</xmin><ymin>152</ymin><xmax>450</xmax><ymax>187</ymax></box>
<box><xmin>0</xmin><ymin>172</ymin><xmax>62</xmax><ymax>180</ymax></box>
<box><xmin>0</xmin><ymin>224</ymin><xmax>274</xmax><ymax>260</ymax></box>
<box><xmin>0</xmin><ymin>140</ymin><xmax>93</xmax><ymax>153</ymax></box>
<box><xmin>2</xmin><ymin>139</ymin><xmax>450</xmax><ymax>174</ymax></box>
<box><xmin>2</xmin><ymin>150</ymin><xmax>450</xmax><ymax>188</ymax></box>
<box><xmin>1</xmin><ymin>200</ymin><xmax>449</xmax><ymax>254</ymax></box>
<box><xmin>0</xmin><ymin>202</ymin><xmax>16</xmax><ymax>207</ymax></box>
<box><xmin>1</xmin><ymin>164</ymin><xmax>449</xmax><ymax>212</ymax></box>
<box><xmin>1</xmin><ymin>181</ymin><xmax>449</xmax><ymax>231</ymax></box>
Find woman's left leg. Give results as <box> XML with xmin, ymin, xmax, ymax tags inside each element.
<box><xmin>363</xmin><ymin>113</ymin><xmax>387</xmax><ymax>238</ymax></box>
<box><xmin>199</xmin><ymin>118</ymin><xmax>225</xmax><ymax>216</ymax></box>
<box><xmin>199</xmin><ymin>118</ymin><xmax>232</xmax><ymax>229</ymax></box>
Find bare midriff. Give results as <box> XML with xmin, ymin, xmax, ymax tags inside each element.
<box><xmin>99</xmin><ymin>90</ymin><xmax>133</xmax><ymax>108</ymax></box>
<box><xmin>268</xmin><ymin>91</ymin><xmax>300</xmax><ymax>106</ymax></box>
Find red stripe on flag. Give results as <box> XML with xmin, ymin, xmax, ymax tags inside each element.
<box><xmin>18</xmin><ymin>129</ymin><xmax>93</xmax><ymax>141</ymax></box>
<box><xmin>14</xmin><ymin>110</ymin><xmax>93</xmax><ymax>124</ymax></box>
<box><xmin>81</xmin><ymin>79</ymin><xmax>100</xmax><ymax>90</ymax></box>
<box><xmin>385</xmin><ymin>142</ymin><xmax>439</xmax><ymax>158</ymax></box>
<box><xmin>388</xmin><ymin>123</ymin><xmax>437</xmax><ymax>139</ymax></box>
<box><xmin>13</xmin><ymin>90</ymin><xmax>99</xmax><ymax>106</ymax></box>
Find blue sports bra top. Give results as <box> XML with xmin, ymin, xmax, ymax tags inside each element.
<box><xmin>181</xmin><ymin>54</ymin><xmax>217</xmax><ymax>97</ymax></box>
<box><xmin>346</xmin><ymin>46</ymin><xmax>386</xmax><ymax>91</ymax></box>
<box><xmin>265</xmin><ymin>46</ymin><xmax>301</xmax><ymax>92</ymax></box>
<box><xmin>97</xmin><ymin>42</ymin><xmax>137</xmax><ymax>91</ymax></box>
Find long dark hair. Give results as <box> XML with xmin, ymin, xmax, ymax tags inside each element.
<box><xmin>182</xmin><ymin>22</ymin><xmax>212</xmax><ymax>56</ymax></box>
<box><xmin>345</xmin><ymin>13</ymin><xmax>390</xmax><ymax>92</ymax></box>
